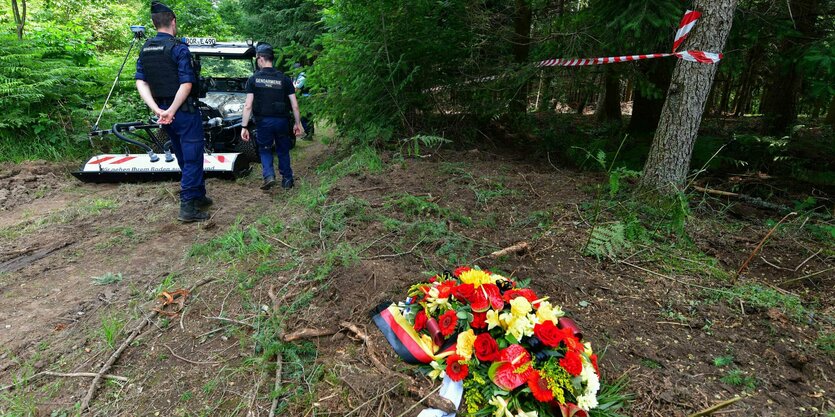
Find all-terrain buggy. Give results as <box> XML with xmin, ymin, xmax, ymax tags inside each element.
<box><xmin>74</xmin><ymin>34</ymin><xmax>262</xmax><ymax>182</ymax></box>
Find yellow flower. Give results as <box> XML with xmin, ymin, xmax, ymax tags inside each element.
<box><xmin>535</xmin><ymin>301</ymin><xmax>564</xmax><ymax>324</ymax></box>
<box><xmin>456</xmin><ymin>329</ymin><xmax>477</xmax><ymax>360</ymax></box>
<box><xmin>510</xmin><ymin>297</ymin><xmax>532</xmax><ymax>318</ymax></box>
<box><xmin>486</xmin><ymin>309</ymin><xmax>502</xmax><ymax>330</ymax></box>
<box><xmin>459</xmin><ymin>269</ymin><xmax>494</xmax><ymax>288</ymax></box>
<box><xmin>505</xmin><ymin>314</ymin><xmax>534</xmax><ymax>341</ymax></box>
<box><xmin>488</xmin><ymin>395</ymin><xmax>513</xmax><ymax>417</ymax></box>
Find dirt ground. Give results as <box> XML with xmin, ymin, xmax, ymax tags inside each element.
<box><xmin>1</xmin><ymin>137</ymin><xmax>833</xmax><ymax>417</ymax></box>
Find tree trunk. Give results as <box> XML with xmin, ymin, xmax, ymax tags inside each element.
<box><xmin>11</xmin><ymin>0</ymin><xmax>27</xmax><ymax>40</ymax></box>
<box><xmin>826</xmin><ymin>95</ymin><xmax>835</xmax><ymax>129</ymax></box>
<box><xmin>595</xmin><ymin>68</ymin><xmax>622</xmax><ymax>122</ymax></box>
<box><xmin>640</xmin><ymin>0</ymin><xmax>738</xmax><ymax>194</ymax></box>
<box><xmin>628</xmin><ymin>59</ymin><xmax>674</xmax><ymax>133</ymax></box>
<box><xmin>718</xmin><ymin>75</ymin><xmax>733</xmax><ymax>115</ymax></box>
<box><xmin>759</xmin><ymin>0</ymin><xmax>819</xmax><ymax>133</ymax></box>
<box><xmin>509</xmin><ymin>0</ymin><xmax>533</xmax><ymax>115</ymax></box>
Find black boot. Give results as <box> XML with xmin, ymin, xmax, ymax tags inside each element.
<box><xmin>281</xmin><ymin>177</ymin><xmax>294</xmax><ymax>189</ymax></box>
<box><xmin>261</xmin><ymin>176</ymin><xmax>276</xmax><ymax>190</ymax></box>
<box><xmin>194</xmin><ymin>195</ymin><xmax>214</xmax><ymax>210</ymax></box>
<box><xmin>178</xmin><ymin>200</ymin><xmax>209</xmax><ymax>222</ymax></box>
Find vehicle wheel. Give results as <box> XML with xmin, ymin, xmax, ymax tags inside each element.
<box><xmin>233</xmin><ymin>137</ymin><xmax>259</xmax><ymax>165</ymax></box>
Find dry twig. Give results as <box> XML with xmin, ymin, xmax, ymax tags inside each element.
<box><xmin>736</xmin><ymin>212</ymin><xmax>797</xmax><ymax>278</ymax></box>
<box><xmin>687</xmin><ymin>396</ymin><xmax>744</xmax><ymax>417</ymax></box>
<box><xmin>268</xmin><ymin>353</ymin><xmax>283</xmax><ymax>417</ymax></box>
<box><xmin>283</xmin><ymin>328</ymin><xmax>340</xmax><ymax>342</ymax></box>
<box><xmin>163</xmin><ymin>344</ymin><xmax>222</xmax><ymax>365</ymax></box>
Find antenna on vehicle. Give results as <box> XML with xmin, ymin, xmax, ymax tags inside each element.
<box><xmin>90</xmin><ymin>26</ymin><xmax>146</xmax><ymax>143</ymax></box>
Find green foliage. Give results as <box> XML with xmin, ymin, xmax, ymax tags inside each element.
<box><xmin>713</xmin><ymin>355</ymin><xmax>734</xmax><ymax>367</ymax></box>
<box><xmin>584</xmin><ymin>222</ymin><xmax>629</xmax><ymax>260</ymax></box>
<box><xmin>189</xmin><ymin>222</ymin><xmax>273</xmax><ymax>262</ymax></box>
<box><xmin>398</xmin><ymin>134</ymin><xmax>451</xmax><ymax>158</ymax></box>
<box><xmin>711</xmin><ymin>284</ymin><xmax>809</xmax><ymax>323</ymax></box>
<box><xmin>100</xmin><ymin>314</ymin><xmax>125</xmax><ymax>349</ymax></box>
<box><xmin>817</xmin><ymin>333</ymin><xmax>835</xmax><ymax>357</ymax></box>
<box><xmin>0</xmin><ymin>33</ymin><xmax>107</xmax><ymax>161</ymax></box>
<box><xmin>720</xmin><ymin>369</ymin><xmax>757</xmax><ymax>390</ymax></box>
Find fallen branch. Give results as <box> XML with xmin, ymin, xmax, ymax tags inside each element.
<box><xmin>344</xmin><ymin>382</ymin><xmax>403</xmax><ymax>417</ymax></box>
<box><xmin>692</xmin><ymin>186</ymin><xmax>739</xmax><ymax>197</ymax></box>
<box><xmin>490</xmin><ymin>241</ymin><xmax>530</xmax><ymax>258</ymax></box>
<box><xmin>397</xmin><ymin>384</ymin><xmax>445</xmax><ymax>417</ymax></box>
<box><xmin>736</xmin><ymin>212</ymin><xmax>797</xmax><ymax>278</ymax></box>
<box><xmin>406</xmin><ymin>385</ymin><xmax>456</xmax><ymax>414</ymax></box>
<box><xmin>686</xmin><ymin>396</ymin><xmax>743</xmax><ymax>417</ymax></box>
<box><xmin>620</xmin><ymin>261</ymin><xmax>737</xmax><ymax>297</ymax></box>
<box><xmin>282</xmin><ymin>328</ymin><xmax>339</xmax><ymax>342</ymax></box>
<box><xmin>268</xmin><ymin>353</ymin><xmax>283</xmax><ymax>417</ymax></box>
<box><xmin>80</xmin><ymin>277</ymin><xmax>215</xmax><ymax>412</ymax></box>
<box><xmin>340</xmin><ymin>321</ymin><xmax>396</xmax><ymax>378</ymax></box>
<box><xmin>0</xmin><ymin>371</ymin><xmax>127</xmax><ymax>392</ymax></box>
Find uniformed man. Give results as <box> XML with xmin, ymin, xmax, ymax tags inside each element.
<box><xmin>241</xmin><ymin>44</ymin><xmax>303</xmax><ymax>190</ymax></box>
<box><xmin>135</xmin><ymin>1</ymin><xmax>212</xmax><ymax>222</ymax></box>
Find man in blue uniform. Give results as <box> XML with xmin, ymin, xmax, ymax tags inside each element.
<box><xmin>135</xmin><ymin>1</ymin><xmax>212</xmax><ymax>222</ymax></box>
<box><xmin>241</xmin><ymin>44</ymin><xmax>304</xmax><ymax>190</ymax></box>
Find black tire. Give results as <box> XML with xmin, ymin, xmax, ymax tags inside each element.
<box><xmin>233</xmin><ymin>137</ymin><xmax>259</xmax><ymax>165</ymax></box>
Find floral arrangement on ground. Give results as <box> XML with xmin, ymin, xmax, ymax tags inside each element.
<box><xmin>374</xmin><ymin>266</ymin><xmax>603</xmax><ymax>417</ymax></box>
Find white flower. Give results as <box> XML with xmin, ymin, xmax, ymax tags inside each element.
<box><xmin>577</xmin><ymin>358</ymin><xmax>600</xmax><ymax>410</ymax></box>
<box><xmin>488</xmin><ymin>395</ymin><xmax>513</xmax><ymax>417</ymax></box>
<box><xmin>426</xmin><ymin>287</ymin><xmax>451</xmax><ymax>313</ymax></box>
<box><xmin>514</xmin><ymin>409</ymin><xmax>538</xmax><ymax>417</ymax></box>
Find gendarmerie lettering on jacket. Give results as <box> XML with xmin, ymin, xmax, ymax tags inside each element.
<box><xmin>255</xmin><ymin>78</ymin><xmax>283</xmax><ymax>89</ymax></box>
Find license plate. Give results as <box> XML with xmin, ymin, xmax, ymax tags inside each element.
<box><xmin>185</xmin><ymin>37</ymin><xmax>216</xmax><ymax>46</ymax></box>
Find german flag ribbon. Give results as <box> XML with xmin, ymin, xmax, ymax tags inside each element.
<box><xmin>371</xmin><ymin>302</ymin><xmax>457</xmax><ymax>364</ymax></box>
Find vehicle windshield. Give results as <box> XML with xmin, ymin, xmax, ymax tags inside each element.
<box><xmin>200</xmin><ymin>57</ymin><xmax>254</xmax><ymax>78</ymax></box>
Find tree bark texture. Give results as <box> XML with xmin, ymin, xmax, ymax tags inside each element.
<box><xmin>11</xmin><ymin>0</ymin><xmax>27</xmax><ymax>40</ymax></box>
<box><xmin>640</xmin><ymin>0</ymin><xmax>739</xmax><ymax>194</ymax></box>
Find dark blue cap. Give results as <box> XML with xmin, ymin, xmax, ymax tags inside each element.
<box><xmin>151</xmin><ymin>1</ymin><xmax>173</xmax><ymax>14</ymax></box>
<box><xmin>256</xmin><ymin>43</ymin><xmax>274</xmax><ymax>55</ymax></box>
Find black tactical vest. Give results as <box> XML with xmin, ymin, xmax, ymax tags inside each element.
<box><xmin>139</xmin><ymin>37</ymin><xmax>183</xmax><ymax>100</ymax></box>
<box><xmin>252</xmin><ymin>69</ymin><xmax>289</xmax><ymax>118</ymax></box>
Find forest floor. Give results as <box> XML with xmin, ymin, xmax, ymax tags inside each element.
<box><xmin>1</xmin><ymin>129</ymin><xmax>833</xmax><ymax>417</ymax></box>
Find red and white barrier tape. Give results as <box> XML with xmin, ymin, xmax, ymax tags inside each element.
<box><xmin>535</xmin><ymin>9</ymin><xmax>721</xmax><ymax>67</ymax></box>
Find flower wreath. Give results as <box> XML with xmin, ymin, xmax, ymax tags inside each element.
<box><xmin>372</xmin><ymin>267</ymin><xmax>600</xmax><ymax>417</ymax></box>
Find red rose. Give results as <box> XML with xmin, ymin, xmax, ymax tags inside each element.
<box><xmin>445</xmin><ymin>354</ymin><xmax>469</xmax><ymax>381</ymax></box>
<box><xmin>533</xmin><ymin>320</ymin><xmax>561</xmax><ymax>347</ymax></box>
<box><xmin>429</xmin><ymin>276</ymin><xmax>437</xmax><ymax>283</ymax></box>
<box><xmin>527</xmin><ymin>369</ymin><xmax>554</xmax><ymax>402</ymax></box>
<box><xmin>438</xmin><ymin>310</ymin><xmax>458</xmax><ymax>336</ymax></box>
<box><xmin>470</xmin><ymin>311</ymin><xmax>487</xmax><ymax>329</ymax></box>
<box><xmin>413</xmin><ymin>310</ymin><xmax>427</xmax><ymax>332</ymax></box>
<box><xmin>453</xmin><ymin>266</ymin><xmax>471</xmax><ymax>277</ymax></box>
<box><xmin>473</xmin><ymin>333</ymin><xmax>500</xmax><ymax>362</ymax></box>
<box><xmin>560</xmin><ymin>350</ymin><xmax>583</xmax><ymax>376</ymax></box>
<box><xmin>453</xmin><ymin>283</ymin><xmax>475</xmax><ymax>302</ymax></box>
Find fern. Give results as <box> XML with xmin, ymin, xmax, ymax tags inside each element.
<box><xmin>584</xmin><ymin>222</ymin><xmax>630</xmax><ymax>260</ymax></box>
